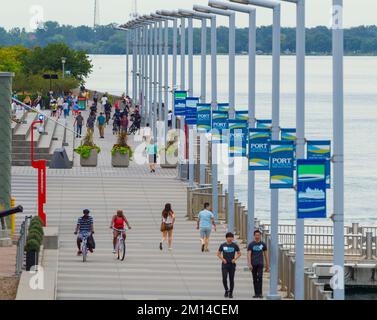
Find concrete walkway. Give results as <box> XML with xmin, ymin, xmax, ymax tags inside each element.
<box><xmin>11</xmin><ymin>115</ymin><xmax>282</xmax><ymax>300</ymax></box>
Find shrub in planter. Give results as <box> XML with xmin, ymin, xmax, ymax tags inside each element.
<box><xmin>24</xmin><ymin>238</ymin><xmax>41</xmax><ymax>271</ymax></box>
<box><xmin>74</xmin><ymin>131</ymin><xmax>101</xmax><ymax>167</ymax></box>
<box><xmin>111</xmin><ymin>132</ymin><xmax>133</xmax><ymax>168</ymax></box>
<box><xmin>29</xmin><ymin>225</ymin><xmax>44</xmax><ymax>237</ymax></box>
<box><xmin>27</xmin><ymin>231</ymin><xmax>43</xmax><ymax>245</ymax></box>
<box><xmin>30</xmin><ymin>216</ymin><xmax>44</xmax><ymax>226</ymax></box>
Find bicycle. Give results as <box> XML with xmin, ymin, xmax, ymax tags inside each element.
<box><xmin>112</xmin><ymin>228</ymin><xmax>128</xmax><ymax>261</ymax></box>
<box><xmin>81</xmin><ymin>233</ymin><xmax>90</xmax><ymax>262</ymax></box>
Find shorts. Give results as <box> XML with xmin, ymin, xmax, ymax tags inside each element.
<box><xmin>200</xmin><ymin>227</ymin><xmax>212</xmax><ymax>238</ymax></box>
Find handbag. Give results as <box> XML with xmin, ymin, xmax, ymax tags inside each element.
<box><xmin>160</xmin><ymin>222</ymin><xmax>166</xmax><ymax>232</ymax></box>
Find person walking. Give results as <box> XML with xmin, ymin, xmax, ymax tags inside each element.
<box><xmin>112</xmin><ymin>110</ymin><xmax>121</xmax><ymax>135</ymax></box>
<box><xmin>74</xmin><ymin>112</ymin><xmax>84</xmax><ymax>138</ymax></box>
<box><xmin>247</xmin><ymin>230</ymin><xmax>270</xmax><ymax>299</ymax></box>
<box><xmin>86</xmin><ymin>111</ymin><xmax>96</xmax><ymax>135</ymax></box>
<box><xmin>197</xmin><ymin>202</ymin><xmax>216</xmax><ymax>252</ymax></box>
<box><xmin>159</xmin><ymin>203</ymin><xmax>176</xmax><ymax>251</ymax></box>
<box><xmin>217</xmin><ymin>232</ymin><xmax>241</xmax><ymax>299</ymax></box>
<box><xmin>97</xmin><ymin>112</ymin><xmax>106</xmax><ymax>139</ymax></box>
<box><xmin>168</xmin><ymin>111</ymin><xmax>173</xmax><ymax>128</ymax></box>
<box><xmin>142</xmin><ymin>123</ymin><xmax>152</xmax><ymax>143</ymax></box>
<box><xmin>146</xmin><ymin>138</ymin><xmax>158</xmax><ymax>173</ymax></box>
<box><xmin>63</xmin><ymin>100</ymin><xmax>69</xmax><ymax>118</ymax></box>
<box><xmin>120</xmin><ymin>114</ymin><xmax>129</xmax><ymax>134</ymax></box>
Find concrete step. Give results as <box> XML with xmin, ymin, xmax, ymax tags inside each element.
<box><xmin>13</xmin><ymin>111</ymin><xmax>38</xmax><ymax>137</ymax></box>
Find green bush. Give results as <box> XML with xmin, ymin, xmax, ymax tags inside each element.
<box><xmin>27</xmin><ymin>231</ymin><xmax>43</xmax><ymax>245</ymax></box>
<box><xmin>29</xmin><ymin>224</ymin><xmax>44</xmax><ymax>237</ymax></box>
<box><xmin>74</xmin><ymin>145</ymin><xmax>101</xmax><ymax>158</ymax></box>
<box><xmin>30</xmin><ymin>216</ymin><xmax>44</xmax><ymax>226</ymax></box>
<box><xmin>24</xmin><ymin>239</ymin><xmax>40</xmax><ymax>252</ymax></box>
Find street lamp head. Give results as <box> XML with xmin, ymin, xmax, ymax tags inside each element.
<box><xmin>209</xmin><ymin>0</ymin><xmax>256</xmax><ymax>13</ymax></box>
<box><xmin>194</xmin><ymin>4</ymin><xmax>233</xmax><ymax>17</ymax></box>
<box><xmin>230</xmin><ymin>0</ymin><xmax>280</xmax><ymax>9</ymax></box>
<box><xmin>61</xmin><ymin>57</ymin><xmax>66</xmax><ymax>64</ymax></box>
<box><xmin>178</xmin><ymin>9</ymin><xmax>193</xmax><ymax>17</ymax></box>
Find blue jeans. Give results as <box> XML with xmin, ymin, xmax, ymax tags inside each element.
<box><xmin>76</xmin><ymin>125</ymin><xmax>82</xmax><ymax>137</ymax></box>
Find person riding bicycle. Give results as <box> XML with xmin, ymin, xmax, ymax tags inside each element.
<box><xmin>74</xmin><ymin>209</ymin><xmax>95</xmax><ymax>256</ymax></box>
<box><xmin>109</xmin><ymin>210</ymin><xmax>132</xmax><ymax>254</ymax></box>
<box><xmin>104</xmin><ymin>102</ymin><xmax>112</xmax><ymax>124</ymax></box>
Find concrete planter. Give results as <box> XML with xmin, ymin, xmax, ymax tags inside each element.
<box><xmin>160</xmin><ymin>149</ymin><xmax>178</xmax><ymax>169</ymax></box>
<box><xmin>25</xmin><ymin>250</ymin><xmax>39</xmax><ymax>271</ymax></box>
<box><xmin>80</xmin><ymin>149</ymin><xmax>98</xmax><ymax>167</ymax></box>
<box><xmin>111</xmin><ymin>151</ymin><xmax>130</xmax><ymax>168</ymax></box>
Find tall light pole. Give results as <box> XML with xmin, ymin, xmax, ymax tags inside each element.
<box><xmin>332</xmin><ymin>0</ymin><xmax>345</xmax><ymax>301</ymax></box>
<box><xmin>193</xmin><ymin>5</ymin><xmax>220</xmax><ymax>220</ymax></box>
<box><xmin>158</xmin><ymin>11</ymin><xmax>179</xmax><ymax>130</ymax></box>
<box><xmin>61</xmin><ymin>57</ymin><xmax>66</xmax><ymax>79</ymax></box>
<box><xmin>194</xmin><ymin>5</ymin><xmax>235</xmax><ymax>233</ymax></box>
<box><xmin>277</xmin><ymin>0</ymin><xmax>306</xmax><ymax>300</ymax></box>
<box><xmin>180</xmin><ymin>9</ymin><xmax>216</xmax><ymax>188</ymax></box>
<box><xmin>231</xmin><ymin>0</ymin><xmax>281</xmax><ymax>300</ymax></box>
<box><xmin>208</xmin><ymin>0</ymin><xmax>256</xmax><ymax>243</ymax></box>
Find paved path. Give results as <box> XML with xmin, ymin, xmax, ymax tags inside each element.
<box><xmin>11</xmin><ymin>116</ymin><xmax>282</xmax><ymax>300</ymax></box>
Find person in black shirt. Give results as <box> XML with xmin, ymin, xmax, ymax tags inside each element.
<box><xmin>247</xmin><ymin>230</ymin><xmax>270</xmax><ymax>299</ymax></box>
<box><xmin>217</xmin><ymin>232</ymin><xmax>241</xmax><ymax>299</ymax></box>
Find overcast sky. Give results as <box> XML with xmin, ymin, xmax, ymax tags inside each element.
<box><xmin>1</xmin><ymin>0</ymin><xmax>376</xmax><ymax>31</ymax></box>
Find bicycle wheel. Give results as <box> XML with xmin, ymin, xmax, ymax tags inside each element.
<box><xmin>82</xmin><ymin>243</ymin><xmax>87</xmax><ymax>262</ymax></box>
<box><xmin>120</xmin><ymin>239</ymin><xmax>126</xmax><ymax>261</ymax></box>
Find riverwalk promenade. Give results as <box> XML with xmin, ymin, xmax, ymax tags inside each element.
<box><xmin>11</xmin><ymin>116</ymin><xmax>283</xmax><ymax>300</ymax></box>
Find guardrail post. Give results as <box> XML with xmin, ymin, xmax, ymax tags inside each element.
<box><xmin>352</xmin><ymin>222</ymin><xmax>359</xmax><ymax>249</ymax></box>
<box><xmin>366</xmin><ymin>232</ymin><xmax>373</xmax><ymax>260</ymax></box>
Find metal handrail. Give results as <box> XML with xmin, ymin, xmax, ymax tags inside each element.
<box><xmin>12</xmin><ymin>98</ymin><xmax>78</xmax><ymax>137</ymax></box>
<box><xmin>15</xmin><ymin>215</ymin><xmax>32</xmax><ymax>276</ymax></box>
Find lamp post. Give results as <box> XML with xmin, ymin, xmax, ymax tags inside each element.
<box><xmin>277</xmin><ymin>0</ymin><xmax>306</xmax><ymax>300</ymax></box>
<box><xmin>208</xmin><ymin>0</ymin><xmax>256</xmax><ymax>243</ymax></box>
<box><xmin>332</xmin><ymin>0</ymin><xmax>345</xmax><ymax>301</ymax></box>
<box><xmin>158</xmin><ymin>11</ymin><xmax>179</xmax><ymax>130</ymax></box>
<box><xmin>61</xmin><ymin>57</ymin><xmax>66</xmax><ymax>79</ymax></box>
<box><xmin>180</xmin><ymin>9</ymin><xmax>216</xmax><ymax>188</ymax></box>
<box><xmin>194</xmin><ymin>5</ymin><xmax>235</xmax><ymax>233</ymax></box>
<box><xmin>231</xmin><ymin>0</ymin><xmax>281</xmax><ymax>300</ymax></box>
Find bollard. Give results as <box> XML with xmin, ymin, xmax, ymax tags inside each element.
<box><xmin>352</xmin><ymin>222</ymin><xmax>359</xmax><ymax>250</ymax></box>
<box><xmin>366</xmin><ymin>232</ymin><xmax>373</xmax><ymax>260</ymax></box>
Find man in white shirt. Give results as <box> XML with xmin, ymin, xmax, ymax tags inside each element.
<box><xmin>143</xmin><ymin>123</ymin><xmax>152</xmax><ymax>143</ymax></box>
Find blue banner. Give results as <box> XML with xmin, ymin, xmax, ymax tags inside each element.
<box><xmin>307</xmin><ymin>141</ymin><xmax>331</xmax><ymax>189</ymax></box>
<box><xmin>248</xmin><ymin>129</ymin><xmax>271</xmax><ymax>171</ymax></box>
<box><xmin>212</xmin><ymin>111</ymin><xmax>228</xmax><ymax>144</ymax></box>
<box><xmin>185</xmin><ymin>97</ymin><xmax>199</xmax><ymax>125</ymax></box>
<box><xmin>229</xmin><ymin>120</ymin><xmax>248</xmax><ymax>157</ymax></box>
<box><xmin>174</xmin><ymin>91</ymin><xmax>187</xmax><ymax>116</ymax></box>
<box><xmin>281</xmin><ymin>128</ymin><xmax>297</xmax><ymax>142</ymax></box>
<box><xmin>269</xmin><ymin>141</ymin><xmax>295</xmax><ymax>189</ymax></box>
<box><xmin>257</xmin><ymin>119</ymin><xmax>272</xmax><ymax>129</ymax></box>
<box><xmin>197</xmin><ymin>103</ymin><xmax>212</xmax><ymax>132</ymax></box>
<box><xmin>218</xmin><ymin>103</ymin><xmax>229</xmax><ymax>112</ymax></box>
<box><xmin>297</xmin><ymin>159</ymin><xmax>327</xmax><ymax>219</ymax></box>
<box><xmin>236</xmin><ymin>111</ymin><xmax>249</xmax><ymax>121</ymax></box>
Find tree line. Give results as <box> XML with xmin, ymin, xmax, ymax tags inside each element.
<box><xmin>1</xmin><ymin>21</ymin><xmax>377</xmax><ymax>55</ymax></box>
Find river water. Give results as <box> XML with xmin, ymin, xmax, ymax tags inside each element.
<box><xmin>86</xmin><ymin>54</ymin><xmax>377</xmax><ymax>225</ymax></box>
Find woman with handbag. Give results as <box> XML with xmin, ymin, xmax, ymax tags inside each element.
<box><xmin>160</xmin><ymin>203</ymin><xmax>176</xmax><ymax>251</ymax></box>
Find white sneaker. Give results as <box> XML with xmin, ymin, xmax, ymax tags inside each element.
<box><xmin>112</xmin><ymin>249</ymin><xmax>116</xmax><ymax>254</ymax></box>
<box><xmin>168</xmin><ymin>247</ymin><xmax>173</xmax><ymax>251</ymax></box>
